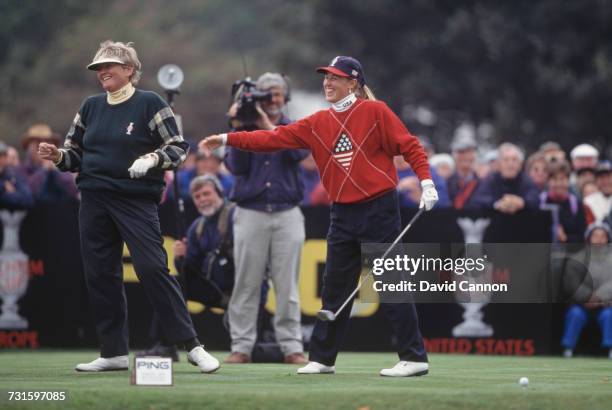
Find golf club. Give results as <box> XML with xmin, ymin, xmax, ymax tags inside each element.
<box><xmin>316</xmin><ymin>207</ymin><xmax>426</xmax><ymax>321</ymax></box>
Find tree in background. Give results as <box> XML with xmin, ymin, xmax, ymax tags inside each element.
<box><xmin>1</xmin><ymin>0</ymin><xmax>611</xmax><ymax>156</ymax></box>
<box><xmin>296</xmin><ymin>0</ymin><xmax>612</xmax><ymax>155</ymax></box>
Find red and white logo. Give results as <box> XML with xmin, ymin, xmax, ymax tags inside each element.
<box><xmin>333</xmin><ymin>134</ymin><xmax>353</xmax><ymax>169</ymax></box>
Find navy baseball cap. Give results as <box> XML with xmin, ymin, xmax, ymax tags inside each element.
<box><xmin>316</xmin><ymin>56</ymin><xmax>366</xmax><ymax>86</ymax></box>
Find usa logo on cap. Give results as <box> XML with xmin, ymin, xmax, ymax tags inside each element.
<box><xmin>316</xmin><ymin>56</ymin><xmax>366</xmax><ymax>86</ymax></box>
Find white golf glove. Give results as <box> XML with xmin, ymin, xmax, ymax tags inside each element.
<box><xmin>419</xmin><ymin>179</ymin><xmax>439</xmax><ymax>211</ymax></box>
<box><xmin>128</xmin><ymin>153</ymin><xmax>158</xmax><ymax>179</ymax></box>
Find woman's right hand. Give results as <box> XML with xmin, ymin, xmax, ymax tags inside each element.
<box><xmin>38</xmin><ymin>142</ymin><xmax>61</xmax><ymax>163</ymax></box>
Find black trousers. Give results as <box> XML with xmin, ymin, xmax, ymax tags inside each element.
<box><xmin>309</xmin><ymin>190</ymin><xmax>428</xmax><ymax>366</ymax></box>
<box><xmin>79</xmin><ymin>190</ymin><xmax>196</xmax><ymax>357</ymax></box>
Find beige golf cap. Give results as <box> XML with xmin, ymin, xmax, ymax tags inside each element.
<box><xmin>86</xmin><ymin>40</ymin><xmax>140</xmax><ymax>71</ymax></box>
<box><xmin>87</xmin><ymin>55</ymin><xmax>126</xmax><ymax>70</ymax></box>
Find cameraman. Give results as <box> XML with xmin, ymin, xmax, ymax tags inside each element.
<box><xmin>224</xmin><ymin>72</ymin><xmax>308</xmax><ymax>364</ymax></box>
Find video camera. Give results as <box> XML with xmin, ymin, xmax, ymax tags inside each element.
<box><xmin>230</xmin><ymin>78</ymin><xmax>272</xmax><ymax>128</ymax></box>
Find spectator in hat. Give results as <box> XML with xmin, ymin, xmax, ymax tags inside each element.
<box><xmin>539</xmin><ymin>161</ymin><xmax>586</xmax><ymax>243</ymax></box>
<box><xmin>429</xmin><ymin>153</ymin><xmax>454</xmax><ymax>181</ymax></box>
<box><xmin>472</xmin><ymin>143</ymin><xmax>539</xmax><ymax>213</ymax></box>
<box><xmin>526</xmin><ymin>152</ymin><xmax>549</xmax><ymax>192</ymax></box>
<box><xmin>540</xmin><ymin>141</ymin><xmax>566</xmax><ymax>164</ymax></box>
<box><xmin>19</xmin><ymin>123</ymin><xmax>78</xmax><ymax>203</ymax></box>
<box><xmin>561</xmin><ymin>221</ymin><xmax>612</xmax><ymax>359</ymax></box>
<box><xmin>570</xmin><ymin>144</ymin><xmax>599</xmax><ymax>171</ymax></box>
<box><xmin>0</xmin><ymin>141</ymin><xmax>33</xmax><ymax>210</ymax></box>
<box><xmin>447</xmin><ymin>135</ymin><xmax>480</xmax><ymax>210</ymax></box>
<box><xmin>570</xmin><ymin>144</ymin><xmax>599</xmax><ymax>195</ymax></box>
<box><xmin>584</xmin><ymin>162</ymin><xmax>612</xmax><ymax>223</ymax></box>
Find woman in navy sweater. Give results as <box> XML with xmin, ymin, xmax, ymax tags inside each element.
<box><xmin>39</xmin><ymin>40</ymin><xmax>219</xmax><ymax>373</ymax></box>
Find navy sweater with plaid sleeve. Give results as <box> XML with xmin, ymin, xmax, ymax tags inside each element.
<box><xmin>57</xmin><ymin>89</ymin><xmax>188</xmax><ymax>201</ymax></box>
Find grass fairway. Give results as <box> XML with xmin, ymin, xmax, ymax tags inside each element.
<box><xmin>0</xmin><ymin>351</ymin><xmax>611</xmax><ymax>410</ymax></box>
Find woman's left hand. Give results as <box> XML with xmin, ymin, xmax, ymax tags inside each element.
<box><xmin>198</xmin><ymin>135</ymin><xmax>225</xmax><ymax>155</ymax></box>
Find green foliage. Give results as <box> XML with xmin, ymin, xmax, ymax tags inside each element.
<box><xmin>300</xmin><ymin>0</ymin><xmax>612</xmax><ymax>152</ymax></box>
<box><xmin>1</xmin><ymin>0</ymin><xmax>611</xmax><ymax>155</ymax></box>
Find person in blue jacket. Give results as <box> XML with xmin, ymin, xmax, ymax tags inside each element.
<box><xmin>223</xmin><ymin>72</ymin><xmax>308</xmax><ymax>364</ymax></box>
<box><xmin>0</xmin><ymin>141</ymin><xmax>33</xmax><ymax>210</ymax></box>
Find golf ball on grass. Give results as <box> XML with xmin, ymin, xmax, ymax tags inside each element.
<box><xmin>519</xmin><ymin>377</ymin><xmax>529</xmax><ymax>387</ymax></box>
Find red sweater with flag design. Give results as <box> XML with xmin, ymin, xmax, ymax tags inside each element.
<box><xmin>227</xmin><ymin>99</ymin><xmax>431</xmax><ymax>204</ymax></box>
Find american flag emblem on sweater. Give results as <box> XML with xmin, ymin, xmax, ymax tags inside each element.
<box><xmin>333</xmin><ymin>134</ymin><xmax>353</xmax><ymax>168</ymax></box>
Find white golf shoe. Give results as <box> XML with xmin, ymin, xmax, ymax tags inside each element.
<box><xmin>187</xmin><ymin>346</ymin><xmax>220</xmax><ymax>373</ymax></box>
<box><xmin>75</xmin><ymin>355</ymin><xmax>129</xmax><ymax>372</ymax></box>
<box><xmin>297</xmin><ymin>361</ymin><xmax>335</xmax><ymax>374</ymax></box>
<box><xmin>380</xmin><ymin>361</ymin><xmax>429</xmax><ymax>377</ymax></box>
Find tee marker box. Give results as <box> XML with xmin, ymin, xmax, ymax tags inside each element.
<box><xmin>131</xmin><ymin>357</ymin><xmax>173</xmax><ymax>386</ymax></box>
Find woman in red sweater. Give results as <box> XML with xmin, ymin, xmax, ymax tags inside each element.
<box><xmin>200</xmin><ymin>56</ymin><xmax>438</xmax><ymax>376</ymax></box>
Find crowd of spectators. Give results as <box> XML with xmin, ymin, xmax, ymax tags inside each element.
<box><xmin>0</xmin><ymin>123</ymin><xmax>79</xmax><ymax>210</ymax></box>
<box><xmin>296</xmin><ymin>131</ymin><xmax>609</xmax><ymax>244</ymax></box>
<box><xmin>3</xmin><ymin>120</ymin><xmax>610</xmax><ymax>246</ymax></box>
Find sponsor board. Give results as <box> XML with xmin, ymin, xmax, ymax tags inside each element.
<box><xmin>131</xmin><ymin>357</ymin><xmax>173</xmax><ymax>386</ymax></box>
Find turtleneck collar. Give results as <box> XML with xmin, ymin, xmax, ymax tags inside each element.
<box><xmin>331</xmin><ymin>93</ymin><xmax>357</xmax><ymax>112</ymax></box>
<box><xmin>107</xmin><ymin>82</ymin><xmax>135</xmax><ymax>105</ymax></box>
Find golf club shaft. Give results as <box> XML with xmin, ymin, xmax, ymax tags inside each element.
<box><xmin>329</xmin><ymin>207</ymin><xmax>426</xmax><ymax>319</ymax></box>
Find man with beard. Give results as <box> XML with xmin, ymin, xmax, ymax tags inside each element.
<box><xmin>140</xmin><ymin>174</ymin><xmax>237</xmax><ymax>360</ymax></box>
<box><xmin>224</xmin><ymin>73</ymin><xmax>307</xmax><ymax>364</ymax></box>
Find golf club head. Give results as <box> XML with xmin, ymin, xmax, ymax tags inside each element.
<box><xmin>317</xmin><ymin>309</ymin><xmax>336</xmax><ymax>321</ymax></box>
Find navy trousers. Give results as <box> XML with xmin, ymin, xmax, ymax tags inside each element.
<box><xmin>309</xmin><ymin>190</ymin><xmax>428</xmax><ymax>366</ymax></box>
<box><xmin>79</xmin><ymin>190</ymin><xmax>196</xmax><ymax>357</ymax></box>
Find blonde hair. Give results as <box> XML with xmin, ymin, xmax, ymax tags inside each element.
<box><xmin>359</xmin><ymin>84</ymin><xmax>376</xmax><ymax>100</ymax></box>
<box><xmin>93</xmin><ymin>40</ymin><xmax>142</xmax><ymax>85</ymax></box>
